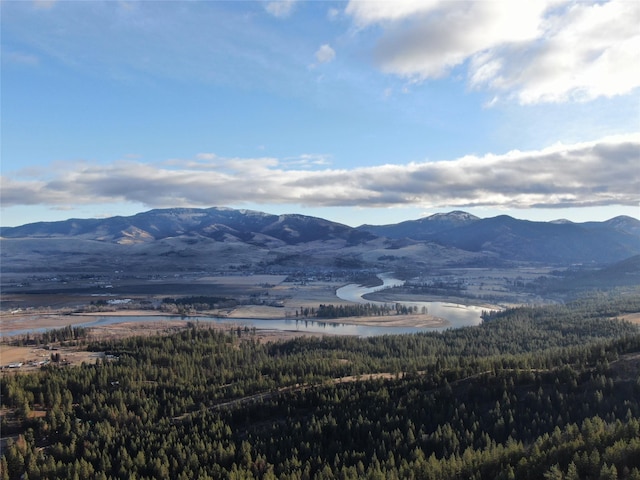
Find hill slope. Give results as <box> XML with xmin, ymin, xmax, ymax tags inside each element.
<box><xmin>2</xmin><ymin>208</ymin><xmax>639</xmax><ymax>268</ymax></box>
<box><xmin>358</xmin><ymin>211</ymin><xmax>479</xmax><ymax>239</ymax></box>
<box><xmin>358</xmin><ymin>213</ymin><xmax>640</xmax><ymax>264</ymax></box>
<box><xmin>0</xmin><ymin>207</ymin><xmax>375</xmax><ymax>246</ymax></box>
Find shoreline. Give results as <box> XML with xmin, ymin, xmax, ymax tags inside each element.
<box><xmin>0</xmin><ymin>308</ymin><xmax>449</xmax><ymax>336</ymax></box>
<box><xmin>363</xmin><ymin>291</ymin><xmax>503</xmax><ymax>310</ymax></box>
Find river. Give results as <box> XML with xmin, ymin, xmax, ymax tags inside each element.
<box><xmin>4</xmin><ymin>274</ymin><xmax>485</xmax><ymax>337</ymax></box>
<box><xmin>3</xmin><ymin>315</ymin><xmax>438</xmax><ymax>338</ymax></box>
<box><xmin>336</xmin><ymin>273</ymin><xmax>484</xmax><ymax>330</ymax></box>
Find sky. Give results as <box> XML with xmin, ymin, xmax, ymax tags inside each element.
<box><xmin>1</xmin><ymin>0</ymin><xmax>639</xmax><ymax>228</ymax></box>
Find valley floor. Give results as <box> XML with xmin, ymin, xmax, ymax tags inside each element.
<box><xmin>0</xmin><ymin>308</ymin><xmax>449</xmax><ymax>338</ymax></box>
<box><xmin>1</xmin><ymin>276</ymin><xmax>457</xmax><ymax>339</ymax></box>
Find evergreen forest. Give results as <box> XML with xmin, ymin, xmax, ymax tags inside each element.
<box><xmin>2</xmin><ymin>292</ymin><xmax>640</xmax><ymax>479</ymax></box>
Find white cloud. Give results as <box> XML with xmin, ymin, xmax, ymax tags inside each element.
<box><xmin>345</xmin><ymin>0</ymin><xmax>640</xmax><ymax>104</ymax></box>
<box><xmin>502</xmin><ymin>1</ymin><xmax>640</xmax><ymax>103</ymax></box>
<box><xmin>264</xmin><ymin>0</ymin><xmax>297</xmax><ymax>18</ymax></box>
<box><xmin>315</xmin><ymin>44</ymin><xmax>336</xmax><ymax>64</ymax></box>
<box><xmin>346</xmin><ymin>0</ymin><xmax>445</xmax><ymax>26</ymax></box>
<box><xmin>2</xmin><ymin>135</ymin><xmax>638</xmax><ymax>211</ymax></box>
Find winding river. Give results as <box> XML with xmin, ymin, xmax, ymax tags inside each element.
<box><xmin>336</xmin><ymin>273</ymin><xmax>484</xmax><ymax>331</ymax></box>
<box><xmin>4</xmin><ymin>275</ymin><xmax>485</xmax><ymax>338</ymax></box>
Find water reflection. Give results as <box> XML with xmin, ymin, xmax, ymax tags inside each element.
<box><xmin>3</xmin><ymin>315</ymin><xmax>429</xmax><ymax>338</ymax></box>
<box><xmin>336</xmin><ymin>273</ymin><xmax>483</xmax><ymax>330</ymax></box>
<box><xmin>4</xmin><ymin>274</ymin><xmax>486</xmax><ymax>337</ymax></box>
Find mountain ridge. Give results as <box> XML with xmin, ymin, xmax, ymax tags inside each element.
<box><xmin>0</xmin><ymin>207</ymin><xmax>371</xmax><ymax>246</ymax></box>
<box><xmin>2</xmin><ymin>207</ymin><xmax>639</xmax><ymax>267</ymax></box>
<box><xmin>357</xmin><ymin>212</ymin><xmax>640</xmax><ymax>264</ymax></box>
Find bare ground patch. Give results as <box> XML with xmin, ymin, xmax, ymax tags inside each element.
<box><xmin>1</xmin><ymin>313</ymin><xmax>95</xmax><ymax>333</ymax></box>
<box><xmin>619</xmin><ymin>313</ymin><xmax>640</xmax><ymax>325</ymax></box>
<box><xmin>0</xmin><ymin>345</ymin><xmax>103</xmax><ymax>371</ymax></box>
<box><xmin>317</xmin><ymin>313</ymin><xmax>449</xmax><ymax>328</ymax></box>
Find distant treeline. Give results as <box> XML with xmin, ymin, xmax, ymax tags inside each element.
<box><xmin>6</xmin><ymin>325</ymin><xmax>88</xmax><ymax>347</ymax></box>
<box><xmin>402</xmin><ymin>280</ymin><xmax>468</xmax><ymax>295</ymax></box>
<box><xmin>315</xmin><ymin>302</ymin><xmax>423</xmax><ymax>318</ymax></box>
<box><xmin>162</xmin><ymin>296</ymin><xmax>237</xmax><ymax>310</ymax></box>
<box><xmin>163</xmin><ymin>295</ymin><xmax>231</xmax><ymax>306</ymax></box>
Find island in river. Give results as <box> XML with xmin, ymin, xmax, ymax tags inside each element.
<box><xmin>1</xmin><ymin>274</ymin><xmax>499</xmax><ymax>339</ymax></box>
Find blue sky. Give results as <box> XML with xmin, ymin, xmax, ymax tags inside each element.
<box><xmin>1</xmin><ymin>0</ymin><xmax>639</xmax><ymax>227</ymax></box>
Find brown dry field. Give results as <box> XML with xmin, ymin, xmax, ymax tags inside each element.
<box><xmin>1</xmin><ymin>313</ymin><xmax>98</xmax><ymax>332</ymax></box>
<box><xmin>0</xmin><ymin>345</ymin><xmax>102</xmax><ymax>370</ymax></box>
<box><xmin>620</xmin><ymin>313</ymin><xmax>640</xmax><ymax>324</ymax></box>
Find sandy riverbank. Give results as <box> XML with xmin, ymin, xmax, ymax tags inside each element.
<box><xmin>363</xmin><ymin>291</ymin><xmax>503</xmax><ymax>310</ymax></box>
<box><xmin>1</xmin><ymin>308</ymin><xmax>448</xmax><ymax>335</ymax></box>
<box><xmin>1</xmin><ymin>313</ymin><xmax>97</xmax><ymax>333</ymax></box>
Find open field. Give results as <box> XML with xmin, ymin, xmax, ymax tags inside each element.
<box><xmin>0</xmin><ymin>344</ymin><xmax>102</xmax><ymax>370</ymax></box>
<box><xmin>1</xmin><ymin>313</ymin><xmax>99</xmax><ymax>333</ymax></box>
<box><xmin>1</xmin><ymin>274</ymin><xmax>342</xmax><ymax>307</ymax></box>
<box><xmin>620</xmin><ymin>313</ymin><xmax>640</xmax><ymax>325</ymax></box>
<box><xmin>0</xmin><ymin>272</ymin><xmax>455</xmax><ymax>344</ymax></box>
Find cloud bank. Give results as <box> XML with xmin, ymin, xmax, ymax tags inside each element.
<box><xmin>346</xmin><ymin>0</ymin><xmax>640</xmax><ymax>104</ymax></box>
<box><xmin>3</xmin><ymin>135</ymin><xmax>638</xmax><ymax>211</ymax></box>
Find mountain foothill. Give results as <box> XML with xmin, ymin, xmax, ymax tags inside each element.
<box><xmin>1</xmin><ymin>207</ymin><xmax>638</xmax><ymax>275</ymax></box>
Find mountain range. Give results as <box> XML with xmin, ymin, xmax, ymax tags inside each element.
<box><xmin>1</xmin><ymin>208</ymin><xmax>374</xmax><ymax>246</ymax></box>
<box><xmin>1</xmin><ymin>207</ymin><xmax>639</xmax><ymax>272</ymax></box>
<box><xmin>358</xmin><ymin>211</ymin><xmax>640</xmax><ymax>264</ymax></box>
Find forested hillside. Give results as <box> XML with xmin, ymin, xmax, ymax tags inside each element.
<box><xmin>2</xmin><ymin>293</ymin><xmax>640</xmax><ymax>479</ymax></box>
